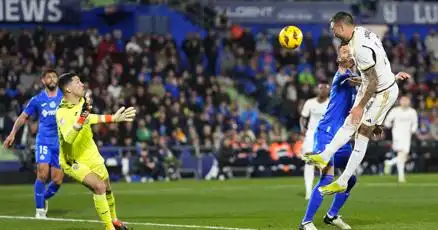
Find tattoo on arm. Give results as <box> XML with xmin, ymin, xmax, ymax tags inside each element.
<box><xmin>358</xmin><ymin>67</ymin><xmax>378</xmax><ymax>108</ymax></box>
<box><xmin>299</xmin><ymin>116</ymin><xmax>308</xmax><ymax>132</ymax></box>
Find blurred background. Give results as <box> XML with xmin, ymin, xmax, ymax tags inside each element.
<box><xmin>0</xmin><ymin>0</ymin><xmax>438</xmax><ymax>184</ymax></box>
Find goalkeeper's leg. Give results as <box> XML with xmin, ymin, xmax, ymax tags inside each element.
<box><xmin>83</xmin><ymin>173</ymin><xmax>113</xmax><ymax>230</ymax></box>
<box><xmin>105</xmin><ymin>179</ymin><xmax>128</xmax><ymax>230</ymax></box>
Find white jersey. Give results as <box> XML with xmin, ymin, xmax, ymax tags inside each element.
<box><xmin>384</xmin><ymin>106</ymin><xmax>418</xmax><ymax>152</ymax></box>
<box><xmin>301</xmin><ymin>97</ymin><xmax>329</xmax><ymax>153</ymax></box>
<box><xmin>348</xmin><ymin>26</ymin><xmax>396</xmax><ymax>92</ymax></box>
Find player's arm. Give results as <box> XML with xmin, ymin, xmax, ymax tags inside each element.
<box><xmin>411</xmin><ymin>110</ymin><xmax>418</xmax><ymax>134</ymax></box>
<box><xmin>87</xmin><ymin>107</ymin><xmax>136</xmax><ymax>125</ymax></box>
<box><xmin>299</xmin><ymin>101</ymin><xmax>310</xmax><ymax>134</ymax></box>
<box><xmin>356</xmin><ymin>46</ymin><xmax>378</xmax><ymax>109</ymax></box>
<box><xmin>3</xmin><ymin>98</ymin><xmax>36</xmax><ymax>147</ymax></box>
<box><xmin>56</xmin><ymin>108</ymin><xmax>90</xmax><ymax>144</ymax></box>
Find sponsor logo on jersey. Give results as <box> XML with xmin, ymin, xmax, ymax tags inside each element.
<box><xmin>42</xmin><ymin>109</ymin><xmax>57</xmax><ymax>117</ymax></box>
<box><xmin>41</xmin><ymin>103</ymin><xmax>47</xmax><ymax>107</ymax></box>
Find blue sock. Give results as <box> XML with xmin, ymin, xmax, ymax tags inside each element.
<box><xmin>34</xmin><ymin>179</ymin><xmax>46</xmax><ymax>209</ymax></box>
<box><xmin>302</xmin><ymin>175</ymin><xmax>334</xmax><ymax>223</ymax></box>
<box><xmin>328</xmin><ymin>175</ymin><xmax>357</xmax><ymax>217</ymax></box>
<box><xmin>44</xmin><ymin>181</ymin><xmax>61</xmax><ymax>200</ymax></box>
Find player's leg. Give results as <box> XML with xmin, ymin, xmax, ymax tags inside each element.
<box><xmin>304</xmin><ymin>164</ymin><xmax>315</xmax><ymax>200</ymax></box>
<box><xmin>301</xmin><ymin>165</ymin><xmax>334</xmax><ymax>230</ymax></box>
<box><xmin>82</xmin><ymin>172</ymin><xmax>114</xmax><ymax>230</ymax></box>
<box><xmin>45</xmin><ymin>167</ymin><xmax>63</xmax><ymax>200</ymax></box>
<box><xmin>396</xmin><ymin>151</ymin><xmax>408</xmax><ymax>183</ymax></box>
<box><xmin>324</xmin><ymin>151</ymin><xmax>355</xmax><ymax>230</ymax></box>
<box><xmin>43</xmin><ymin>146</ymin><xmax>63</xmax><ymax>214</ymax></box>
<box><xmin>64</xmin><ymin>161</ymin><xmax>113</xmax><ymax>229</ymax></box>
<box><xmin>104</xmin><ymin>179</ymin><xmax>128</xmax><ymax>230</ymax></box>
<box><xmin>93</xmin><ymin>162</ymin><xmax>128</xmax><ymax>230</ymax></box>
<box><xmin>34</xmin><ymin>144</ymin><xmax>50</xmax><ymax>218</ymax></box>
<box><xmin>323</xmin><ymin>87</ymin><xmax>399</xmax><ymax>194</ymax></box>
<box><xmin>302</xmin><ymin>136</ymin><xmax>315</xmax><ymax>200</ymax></box>
<box><xmin>35</xmin><ymin>163</ymin><xmax>50</xmax><ymax>218</ymax></box>
<box><xmin>305</xmin><ymin>120</ymin><xmax>357</xmax><ymax>169</ymax></box>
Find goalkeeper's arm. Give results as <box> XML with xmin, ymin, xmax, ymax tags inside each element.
<box><xmin>88</xmin><ymin>107</ymin><xmax>137</xmax><ymax>125</ymax></box>
<box><xmin>57</xmin><ymin>110</ymin><xmax>89</xmax><ymax>144</ymax></box>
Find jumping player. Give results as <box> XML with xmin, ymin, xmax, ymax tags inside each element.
<box><xmin>300</xmin><ymin>45</ymin><xmax>410</xmax><ymax>230</ymax></box>
<box><xmin>300</xmin><ymin>83</ymin><xmax>330</xmax><ymax>200</ymax></box>
<box><xmin>305</xmin><ymin>12</ymin><xmax>410</xmax><ymax>195</ymax></box>
<box><xmin>3</xmin><ymin>70</ymin><xmax>63</xmax><ymax>218</ymax></box>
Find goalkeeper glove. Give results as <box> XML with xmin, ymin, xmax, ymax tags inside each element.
<box><xmin>75</xmin><ymin>93</ymin><xmax>92</xmax><ymax>130</ymax></box>
<box><xmin>111</xmin><ymin>106</ymin><xmax>136</xmax><ymax>122</ymax></box>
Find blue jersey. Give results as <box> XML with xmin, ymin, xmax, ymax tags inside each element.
<box><xmin>317</xmin><ymin>70</ymin><xmax>356</xmax><ymax>137</ymax></box>
<box><xmin>23</xmin><ymin>89</ymin><xmax>63</xmax><ymax>146</ymax></box>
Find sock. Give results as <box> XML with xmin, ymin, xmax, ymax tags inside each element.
<box><xmin>302</xmin><ymin>175</ymin><xmax>334</xmax><ymax>223</ymax></box>
<box><xmin>44</xmin><ymin>182</ymin><xmax>61</xmax><ymax>200</ymax></box>
<box><xmin>34</xmin><ymin>179</ymin><xmax>46</xmax><ymax>209</ymax></box>
<box><xmin>106</xmin><ymin>191</ymin><xmax>118</xmax><ymax>220</ymax></box>
<box><xmin>320</xmin><ymin>123</ymin><xmax>356</xmax><ymax>162</ymax></box>
<box><xmin>304</xmin><ymin>164</ymin><xmax>315</xmax><ymax>198</ymax></box>
<box><xmin>327</xmin><ymin>175</ymin><xmax>357</xmax><ymax>218</ymax></box>
<box><xmin>93</xmin><ymin>194</ymin><xmax>113</xmax><ymax>228</ymax></box>
<box><xmin>337</xmin><ymin>134</ymin><xmax>369</xmax><ymax>186</ymax></box>
<box><xmin>397</xmin><ymin>152</ymin><xmax>407</xmax><ymax>182</ymax></box>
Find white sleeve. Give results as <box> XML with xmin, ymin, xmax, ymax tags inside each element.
<box><xmin>355</xmin><ymin>45</ymin><xmax>376</xmax><ymax>71</ymax></box>
<box><xmin>411</xmin><ymin>110</ymin><xmax>418</xmax><ymax>133</ymax></box>
<box><xmin>301</xmin><ymin>100</ymin><xmax>311</xmax><ymax>118</ymax></box>
<box><xmin>384</xmin><ymin>108</ymin><xmax>395</xmax><ymax>128</ymax></box>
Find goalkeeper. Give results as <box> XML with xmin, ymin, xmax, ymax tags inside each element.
<box><xmin>56</xmin><ymin>73</ymin><xmax>135</xmax><ymax>230</ymax></box>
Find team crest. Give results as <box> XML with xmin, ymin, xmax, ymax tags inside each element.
<box><xmin>72</xmin><ymin>163</ymin><xmax>80</xmax><ymax>170</ymax></box>
<box><xmin>50</xmin><ymin>101</ymin><xmax>57</xmax><ymax>108</ymax></box>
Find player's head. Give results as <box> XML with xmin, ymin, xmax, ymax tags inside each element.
<box><xmin>330</xmin><ymin>11</ymin><xmax>355</xmax><ymax>42</ymax></box>
<box><xmin>400</xmin><ymin>96</ymin><xmax>411</xmax><ymax>108</ymax></box>
<box><xmin>337</xmin><ymin>45</ymin><xmax>355</xmax><ymax>69</ymax></box>
<box><xmin>41</xmin><ymin>69</ymin><xmax>58</xmax><ymax>91</ymax></box>
<box><xmin>317</xmin><ymin>81</ymin><xmax>330</xmax><ymax>99</ymax></box>
<box><xmin>58</xmin><ymin>73</ymin><xmax>85</xmax><ymax>98</ymax></box>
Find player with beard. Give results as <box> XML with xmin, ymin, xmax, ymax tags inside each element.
<box><xmin>4</xmin><ymin>70</ymin><xmax>64</xmax><ymax>218</ymax></box>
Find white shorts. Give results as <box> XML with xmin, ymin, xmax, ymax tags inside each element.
<box><xmin>353</xmin><ymin>82</ymin><xmax>399</xmax><ymax>126</ymax></box>
<box><xmin>392</xmin><ymin>137</ymin><xmax>411</xmax><ymax>153</ymax></box>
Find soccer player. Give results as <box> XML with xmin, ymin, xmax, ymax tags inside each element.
<box><xmin>300</xmin><ymin>45</ymin><xmax>410</xmax><ymax>230</ymax></box>
<box><xmin>3</xmin><ymin>70</ymin><xmax>63</xmax><ymax>218</ymax></box>
<box><xmin>300</xmin><ymin>83</ymin><xmax>330</xmax><ymax>200</ymax></box>
<box><xmin>300</xmin><ymin>45</ymin><xmax>357</xmax><ymax>230</ymax></box>
<box><xmin>305</xmin><ymin>12</ymin><xmax>410</xmax><ymax>195</ymax></box>
<box><xmin>383</xmin><ymin>96</ymin><xmax>418</xmax><ymax>183</ymax></box>
<box><xmin>56</xmin><ymin>73</ymin><xmax>135</xmax><ymax>230</ymax></box>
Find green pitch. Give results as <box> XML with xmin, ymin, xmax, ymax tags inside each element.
<box><xmin>1</xmin><ymin>174</ymin><xmax>438</xmax><ymax>230</ymax></box>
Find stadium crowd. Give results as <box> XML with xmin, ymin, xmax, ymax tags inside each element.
<box><xmin>1</xmin><ymin>21</ymin><xmax>438</xmax><ymax>180</ymax></box>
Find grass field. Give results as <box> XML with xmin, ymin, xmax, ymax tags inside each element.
<box><xmin>1</xmin><ymin>174</ymin><xmax>438</xmax><ymax>230</ymax></box>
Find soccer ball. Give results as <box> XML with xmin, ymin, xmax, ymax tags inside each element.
<box><xmin>278</xmin><ymin>26</ymin><xmax>303</xmax><ymax>49</ymax></box>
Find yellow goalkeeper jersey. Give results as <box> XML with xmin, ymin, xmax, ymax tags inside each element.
<box><xmin>56</xmin><ymin>98</ymin><xmax>104</xmax><ymax>167</ymax></box>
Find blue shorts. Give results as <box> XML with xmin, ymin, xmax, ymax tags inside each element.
<box><xmin>313</xmin><ymin>128</ymin><xmax>352</xmax><ymax>170</ymax></box>
<box><xmin>35</xmin><ymin>144</ymin><xmax>60</xmax><ymax>168</ymax></box>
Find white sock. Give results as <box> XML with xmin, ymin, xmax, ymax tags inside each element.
<box><xmin>320</xmin><ymin>122</ymin><xmax>356</xmax><ymax>162</ymax></box>
<box><xmin>304</xmin><ymin>164</ymin><xmax>314</xmax><ymax>198</ymax></box>
<box><xmin>337</xmin><ymin>134</ymin><xmax>369</xmax><ymax>186</ymax></box>
<box><xmin>397</xmin><ymin>152</ymin><xmax>407</xmax><ymax>182</ymax></box>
